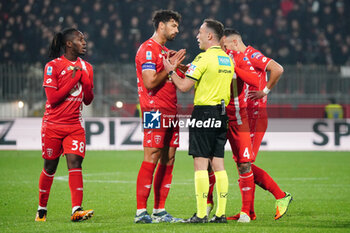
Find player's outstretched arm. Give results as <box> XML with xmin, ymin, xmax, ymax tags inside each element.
<box><xmin>163</xmin><ymin>56</ymin><xmax>194</xmax><ymax>92</ymax></box>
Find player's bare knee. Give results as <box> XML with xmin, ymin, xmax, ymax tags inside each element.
<box><xmin>66</xmin><ymin>154</ymin><xmax>83</xmax><ymax>169</ymax></box>
<box><xmin>238</xmin><ymin>162</ymin><xmax>251</xmax><ymax>174</ymax></box>
<box><xmin>44</xmin><ymin>166</ymin><xmax>56</xmax><ymax>174</ymax></box>
<box><xmin>144</xmin><ymin>147</ymin><xmax>161</xmax><ymax>163</ymax></box>
<box><xmin>44</xmin><ymin>158</ymin><xmax>59</xmax><ymax>174</ymax></box>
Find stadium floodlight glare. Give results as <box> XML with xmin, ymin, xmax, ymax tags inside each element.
<box><xmin>18</xmin><ymin>101</ymin><xmax>24</xmax><ymax>109</ymax></box>
<box><xmin>116</xmin><ymin>101</ymin><xmax>123</xmax><ymax>108</ymax></box>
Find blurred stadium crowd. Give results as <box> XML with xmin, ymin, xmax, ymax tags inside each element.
<box><xmin>1</xmin><ymin>0</ymin><xmax>349</xmax><ymax>66</ymax></box>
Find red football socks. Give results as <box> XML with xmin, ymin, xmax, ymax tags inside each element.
<box><xmin>207</xmin><ymin>171</ymin><xmax>216</xmax><ymax>204</ymax></box>
<box><xmin>239</xmin><ymin>171</ymin><xmax>255</xmax><ymax>214</ymax></box>
<box><xmin>153</xmin><ymin>164</ymin><xmax>173</xmax><ymax>209</ymax></box>
<box><xmin>251</xmin><ymin>164</ymin><xmax>285</xmax><ymax>199</ymax></box>
<box><xmin>68</xmin><ymin>168</ymin><xmax>83</xmax><ymax>208</ymax></box>
<box><xmin>38</xmin><ymin>169</ymin><xmax>55</xmax><ymax>207</ymax></box>
<box><xmin>136</xmin><ymin>161</ymin><xmax>156</xmax><ymax>209</ymax></box>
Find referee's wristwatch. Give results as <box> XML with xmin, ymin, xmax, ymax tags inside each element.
<box><xmin>168</xmin><ymin>70</ymin><xmax>175</xmax><ymax>80</ymax></box>
<box><xmin>168</xmin><ymin>70</ymin><xmax>175</xmax><ymax>76</ymax></box>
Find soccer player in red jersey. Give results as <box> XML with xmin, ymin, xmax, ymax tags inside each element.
<box><xmin>134</xmin><ymin>10</ymin><xmax>186</xmax><ymax>223</ymax></box>
<box><xmin>35</xmin><ymin>28</ymin><xmax>94</xmax><ymax>222</ymax></box>
<box><xmin>222</xmin><ymin>29</ymin><xmax>292</xmax><ymax>221</ymax></box>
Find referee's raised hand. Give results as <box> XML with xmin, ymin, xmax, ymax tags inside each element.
<box><xmin>163</xmin><ymin>56</ymin><xmax>175</xmax><ymax>73</ymax></box>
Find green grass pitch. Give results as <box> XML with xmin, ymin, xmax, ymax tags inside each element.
<box><xmin>0</xmin><ymin>150</ymin><xmax>349</xmax><ymax>232</ymax></box>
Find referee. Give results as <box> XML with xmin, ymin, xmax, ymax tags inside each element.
<box><xmin>163</xmin><ymin>19</ymin><xmax>234</xmax><ymax>223</ymax></box>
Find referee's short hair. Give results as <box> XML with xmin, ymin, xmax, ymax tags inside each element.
<box><xmin>204</xmin><ymin>19</ymin><xmax>224</xmax><ymax>41</ymax></box>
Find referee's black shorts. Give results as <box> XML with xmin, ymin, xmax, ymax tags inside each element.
<box><xmin>189</xmin><ymin>105</ymin><xmax>228</xmax><ymax>158</ymax></box>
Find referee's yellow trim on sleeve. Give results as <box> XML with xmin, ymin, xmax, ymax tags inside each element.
<box><xmin>186</xmin><ymin>75</ymin><xmax>198</xmax><ymax>81</ymax></box>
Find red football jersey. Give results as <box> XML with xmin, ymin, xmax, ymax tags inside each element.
<box><xmin>42</xmin><ymin>55</ymin><xmax>93</xmax><ymax>124</ymax></box>
<box><xmin>135</xmin><ymin>38</ymin><xmax>177</xmax><ymax>113</ymax></box>
<box><xmin>226</xmin><ymin>49</ymin><xmax>259</xmax><ymax>124</ymax></box>
<box><xmin>244</xmin><ymin>46</ymin><xmax>272</xmax><ymax>109</ymax></box>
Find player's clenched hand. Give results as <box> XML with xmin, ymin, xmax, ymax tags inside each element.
<box><xmin>248</xmin><ymin>90</ymin><xmax>266</xmax><ymax>100</ymax></box>
<box><xmin>169</xmin><ymin>49</ymin><xmax>186</xmax><ymax>68</ymax></box>
<box><xmin>71</xmin><ymin>66</ymin><xmax>82</xmax><ymax>78</ymax></box>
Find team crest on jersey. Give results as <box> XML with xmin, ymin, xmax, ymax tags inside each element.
<box><xmin>47</xmin><ymin>148</ymin><xmax>53</xmax><ymax>157</ymax></box>
<box><xmin>194</xmin><ymin>55</ymin><xmax>202</xmax><ymax>62</ymax></box>
<box><xmin>47</xmin><ymin>66</ymin><xmax>52</xmax><ymax>75</ymax></box>
<box><xmin>146</xmin><ymin>51</ymin><xmax>152</xmax><ymax>60</ymax></box>
<box><xmin>154</xmin><ymin>135</ymin><xmax>162</xmax><ymax>144</ymax></box>
<box><xmin>161</xmin><ymin>50</ymin><xmax>166</xmax><ymax>55</ymax></box>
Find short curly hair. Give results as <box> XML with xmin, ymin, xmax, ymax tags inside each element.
<box><xmin>152</xmin><ymin>10</ymin><xmax>181</xmax><ymax>30</ymax></box>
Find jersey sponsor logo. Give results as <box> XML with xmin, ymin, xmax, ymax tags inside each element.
<box><xmin>143</xmin><ymin>110</ymin><xmax>161</xmax><ymax>129</ymax></box>
<box><xmin>69</xmin><ymin>83</ymin><xmax>82</xmax><ymax>97</ymax></box>
<box><xmin>262</xmin><ymin>57</ymin><xmax>267</xmax><ymax>63</ymax></box>
<box><xmin>218</xmin><ymin>69</ymin><xmax>232</xmax><ymax>73</ymax></box>
<box><xmin>46</xmin><ymin>78</ymin><xmax>52</xmax><ymax>84</ymax></box>
<box><xmin>218</xmin><ymin>56</ymin><xmax>231</xmax><ymax>66</ymax></box>
<box><xmin>243</xmin><ymin>57</ymin><xmax>248</xmax><ymax>61</ymax></box>
<box><xmin>146</xmin><ymin>51</ymin><xmax>152</xmax><ymax>60</ymax></box>
<box><xmin>251</xmin><ymin>52</ymin><xmax>261</xmax><ymax>58</ymax></box>
<box><xmin>47</xmin><ymin>66</ymin><xmax>52</xmax><ymax>75</ymax></box>
<box><xmin>141</xmin><ymin>63</ymin><xmax>156</xmax><ymax>71</ymax></box>
<box><xmin>186</xmin><ymin>64</ymin><xmax>197</xmax><ymax>76</ymax></box>
<box><xmin>256</xmin><ymin>54</ymin><xmax>262</xmax><ymax>59</ymax></box>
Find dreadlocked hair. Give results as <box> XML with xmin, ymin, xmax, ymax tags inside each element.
<box><xmin>49</xmin><ymin>28</ymin><xmax>78</xmax><ymax>58</ymax></box>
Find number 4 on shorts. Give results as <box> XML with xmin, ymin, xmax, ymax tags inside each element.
<box><xmin>243</xmin><ymin>147</ymin><xmax>250</xmax><ymax>159</ymax></box>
